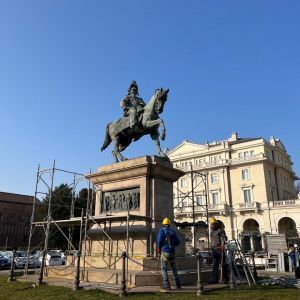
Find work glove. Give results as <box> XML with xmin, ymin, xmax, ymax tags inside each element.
<box><xmin>156</xmin><ymin>248</ymin><xmax>161</xmax><ymax>256</ymax></box>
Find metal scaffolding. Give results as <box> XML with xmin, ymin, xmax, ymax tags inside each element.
<box><xmin>18</xmin><ymin>161</ymin><xmax>220</xmax><ymax>295</ymax></box>
<box><xmin>173</xmin><ymin>163</ymin><xmax>210</xmax><ymax>250</ymax></box>
<box><xmin>25</xmin><ymin>161</ymin><xmax>93</xmax><ymax>275</ymax></box>
<box><xmin>24</xmin><ymin>161</ymin><xmax>155</xmax><ymax>290</ymax></box>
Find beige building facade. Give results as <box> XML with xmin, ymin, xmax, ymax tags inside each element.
<box><xmin>168</xmin><ymin>132</ymin><xmax>299</xmax><ymax>251</ymax></box>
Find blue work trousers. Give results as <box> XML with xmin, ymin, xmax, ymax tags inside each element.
<box><xmin>160</xmin><ymin>252</ymin><xmax>181</xmax><ymax>288</ymax></box>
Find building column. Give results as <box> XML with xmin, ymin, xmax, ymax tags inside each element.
<box><xmin>250</xmin><ymin>235</ymin><xmax>254</xmax><ymax>251</ymax></box>
<box><xmin>228</xmin><ymin>229</ymin><xmax>235</xmax><ymax>240</ymax></box>
<box><xmin>192</xmin><ymin>226</ymin><xmax>196</xmax><ymax>248</ymax></box>
<box><xmin>261</xmin><ymin>236</ymin><xmax>266</xmax><ymax>251</ymax></box>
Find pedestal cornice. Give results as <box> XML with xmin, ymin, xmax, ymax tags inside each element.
<box><xmin>86</xmin><ymin>155</ymin><xmax>184</xmax><ymax>184</ymax></box>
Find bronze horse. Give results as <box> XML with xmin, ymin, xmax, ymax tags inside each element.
<box><xmin>101</xmin><ymin>88</ymin><xmax>169</xmax><ymax>162</ymax></box>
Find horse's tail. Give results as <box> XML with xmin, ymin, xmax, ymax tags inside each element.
<box><xmin>101</xmin><ymin>123</ymin><xmax>112</xmax><ymax>151</ymax></box>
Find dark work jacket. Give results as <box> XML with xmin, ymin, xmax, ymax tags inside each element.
<box><xmin>156</xmin><ymin>227</ymin><xmax>180</xmax><ymax>254</ymax></box>
<box><xmin>210</xmin><ymin>228</ymin><xmax>227</xmax><ymax>249</ymax></box>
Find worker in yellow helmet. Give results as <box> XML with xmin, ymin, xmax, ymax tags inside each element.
<box><xmin>209</xmin><ymin>217</ymin><xmax>229</xmax><ymax>284</ymax></box>
<box><xmin>209</xmin><ymin>217</ymin><xmax>217</xmax><ymax>224</ymax></box>
<box><xmin>156</xmin><ymin>217</ymin><xmax>181</xmax><ymax>292</ymax></box>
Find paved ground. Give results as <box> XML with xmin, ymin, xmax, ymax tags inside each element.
<box><xmin>0</xmin><ymin>269</ymin><xmax>10</xmax><ymax>275</ymax></box>
<box><xmin>6</xmin><ymin>268</ymin><xmax>300</xmax><ymax>295</ymax></box>
<box><xmin>17</xmin><ymin>273</ymin><xmax>229</xmax><ymax>295</ymax></box>
<box><xmin>257</xmin><ymin>269</ymin><xmax>300</xmax><ymax>288</ymax></box>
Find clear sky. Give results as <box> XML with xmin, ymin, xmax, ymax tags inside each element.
<box><xmin>0</xmin><ymin>1</ymin><xmax>299</xmax><ymax>195</ymax></box>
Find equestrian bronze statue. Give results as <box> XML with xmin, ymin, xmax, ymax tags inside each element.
<box><xmin>101</xmin><ymin>81</ymin><xmax>169</xmax><ymax>162</ymax></box>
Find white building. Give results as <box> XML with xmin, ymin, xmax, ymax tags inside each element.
<box><xmin>168</xmin><ymin>132</ymin><xmax>299</xmax><ymax>251</ymax></box>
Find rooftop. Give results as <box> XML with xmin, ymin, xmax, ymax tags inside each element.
<box><xmin>0</xmin><ymin>191</ymin><xmax>35</xmax><ymax>205</ymax></box>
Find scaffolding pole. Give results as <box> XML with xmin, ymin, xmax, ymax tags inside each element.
<box><xmin>25</xmin><ymin>164</ymin><xmax>40</xmax><ymax>275</ymax></box>
<box><xmin>173</xmin><ymin>166</ymin><xmax>209</xmax><ymax>250</ymax></box>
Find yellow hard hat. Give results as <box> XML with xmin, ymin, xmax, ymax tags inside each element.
<box><xmin>209</xmin><ymin>217</ymin><xmax>217</xmax><ymax>224</ymax></box>
<box><xmin>162</xmin><ymin>218</ymin><xmax>171</xmax><ymax>225</ymax></box>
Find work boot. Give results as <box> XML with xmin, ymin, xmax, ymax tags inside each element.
<box><xmin>208</xmin><ymin>279</ymin><xmax>218</xmax><ymax>284</ymax></box>
<box><xmin>175</xmin><ymin>280</ymin><xmax>182</xmax><ymax>289</ymax></box>
<box><xmin>160</xmin><ymin>286</ymin><xmax>171</xmax><ymax>293</ymax></box>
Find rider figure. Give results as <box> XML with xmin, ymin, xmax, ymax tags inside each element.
<box><xmin>120</xmin><ymin>81</ymin><xmax>146</xmax><ymax>128</ymax></box>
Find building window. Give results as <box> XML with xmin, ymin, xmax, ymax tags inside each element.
<box><xmin>211</xmin><ymin>192</ymin><xmax>220</xmax><ymax>205</ymax></box>
<box><xmin>243</xmin><ymin>189</ymin><xmax>252</xmax><ymax>203</ymax></box>
<box><xmin>196</xmin><ymin>195</ymin><xmax>205</xmax><ymax>206</ymax></box>
<box><xmin>242</xmin><ymin>169</ymin><xmax>250</xmax><ymax>180</ymax></box>
<box><xmin>211</xmin><ymin>173</ymin><xmax>218</xmax><ymax>184</ymax></box>
<box><xmin>269</xmin><ymin>170</ymin><xmax>272</xmax><ymax>182</ymax></box>
<box><xmin>239</xmin><ymin>151</ymin><xmax>253</xmax><ymax>159</ymax></box>
<box><xmin>181</xmin><ymin>178</ymin><xmax>187</xmax><ymax>188</ymax></box>
<box><xmin>182</xmin><ymin>201</ymin><xmax>187</xmax><ymax>207</ymax></box>
<box><xmin>271</xmin><ymin>190</ymin><xmax>275</xmax><ymax>202</ymax></box>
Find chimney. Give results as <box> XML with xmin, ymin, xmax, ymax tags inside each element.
<box><xmin>228</xmin><ymin>132</ymin><xmax>238</xmax><ymax>142</ymax></box>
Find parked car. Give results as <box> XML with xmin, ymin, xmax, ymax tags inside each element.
<box><xmin>46</xmin><ymin>252</ymin><xmax>63</xmax><ymax>266</ymax></box>
<box><xmin>14</xmin><ymin>251</ymin><xmax>28</xmax><ymax>268</ymax></box>
<box><xmin>36</xmin><ymin>251</ymin><xmax>63</xmax><ymax>267</ymax></box>
<box><xmin>48</xmin><ymin>250</ymin><xmax>66</xmax><ymax>265</ymax></box>
<box><xmin>0</xmin><ymin>253</ymin><xmax>11</xmax><ymax>269</ymax></box>
<box><xmin>2</xmin><ymin>251</ymin><xmax>13</xmax><ymax>259</ymax></box>
<box><xmin>28</xmin><ymin>254</ymin><xmax>42</xmax><ymax>268</ymax></box>
<box><xmin>56</xmin><ymin>251</ymin><xmax>66</xmax><ymax>265</ymax></box>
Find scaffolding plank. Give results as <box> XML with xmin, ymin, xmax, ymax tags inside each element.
<box><xmin>32</xmin><ymin>214</ymin><xmax>151</xmax><ymax>226</ymax></box>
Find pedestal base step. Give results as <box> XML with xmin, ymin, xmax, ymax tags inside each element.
<box><xmin>68</xmin><ymin>255</ymin><xmax>197</xmax><ymax>271</ymax></box>
<box><xmin>46</xmin><ymin>266</ymin><xmax>212</xmax><ymax>286</ymax></box>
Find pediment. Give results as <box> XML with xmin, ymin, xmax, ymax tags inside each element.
<box><xmin>167</xmin><ymin>141</ymin><xmax>207</xmax><ymax>158</ymax></box>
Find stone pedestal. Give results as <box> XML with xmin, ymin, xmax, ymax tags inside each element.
<box><xmin>86</xmin><ymin>156</ymin><xmax>185</xmax><ymax>257</ymax></box>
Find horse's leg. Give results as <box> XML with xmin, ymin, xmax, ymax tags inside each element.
<box><xmin>151</xmin><ymin>130</ymin><xmax>167</xmax><ymax>157</ymax></box>
<box><xmin>160</xmin><ymin>119</ymin><xmax>166</xmax><ymax>141</ymax></box>
<box><xmin>117</xmin><ymin>148</ymin><xmax>128</xmax><ymax>161</ymax></box>
<box><xmin>112</xmin><ymin>138</ymin><xmax>119</xmax><ymax>163</ymax></box>
<box><xmin>145</xmin><ymin>118</ymin><xmax>166</xmax><ymax>141</ymax></box>
<box><xmin>113</xmin><ymin>136</ymin><xmax>128</xmax><ymax>162</ymax></box>
<box><xmin>112</xmin><ymin>150</ymin><xmax>119</xmax><ymax>163</ymax></box>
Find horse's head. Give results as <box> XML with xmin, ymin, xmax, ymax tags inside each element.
<box><xmin>154</xmin><ymin>88</ymin><xmax>169</xmax><ymax>114</ymax></box>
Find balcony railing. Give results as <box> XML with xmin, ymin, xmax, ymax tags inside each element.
<box><xmin>175</xmin><ymin>199</ymin><xmax>300</xmax><ymax>216</ymax></box>
<box><xmin>229</xmin><ymin>153</ymin><xmax>265</xmax><ymax>165</ymax></box>
<box><xmin>177</xmin><ymin>159</ymin><xmax>229</xmax><ymax>171</ymax></box>
<box><xmin>174</xmin><ymin>207</ymin><xmax>192</xmax><ymax>213</ymax></box>
<box><xmin>176</xmin><ymin>154</ymin><xmax>266</xmax><ymax>172</ymax></box>
<box><xmin>174</xmin><ymin>203</ymin><xmax>228</xmax><ymax>214</ymax></box>
<box><xmin>271</xmin><ymin>199</ymin><xmax>300</xmax><ymax>207</ymax></box>
<box><xmin>206</xmin><ymin>203</ymin><xmax>228</xmax><ymax>212</ymax></box>
<box><xmin>235</xmin><ymin>202</ymin><xmax>260</xmax><ymax>212</ymax></box>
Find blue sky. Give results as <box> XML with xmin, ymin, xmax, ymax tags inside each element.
<box><xmin>0</xmin><ymin>1</ymin><xmax>299</xmax><ymax>195</ymax></box>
